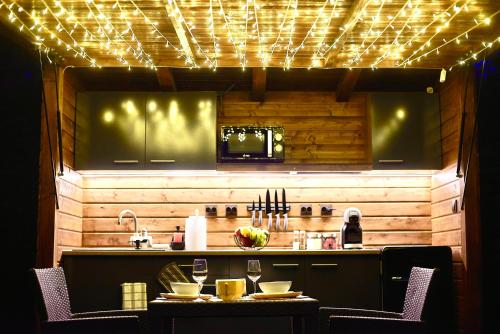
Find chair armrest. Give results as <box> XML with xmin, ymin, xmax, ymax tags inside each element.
<box><xmin>43</xmin><ymin>316</ymin><xmax>140</xmax><ymax>334</ymax></box>
<box><xmin>72</xmin><ymin>310</ymin><xmax>147</xmax><ymax>318</ymax></box>
<box><xmin>319</xmin><ymin>308</ymin><xmax>402</xmax><ymax>334</ymax></box>
<box><xmin>330</xmin><ymin>316</ymin><xmax>426</xmax><ymax>334</ymax></box>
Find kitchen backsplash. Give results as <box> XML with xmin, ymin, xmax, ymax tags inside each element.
<box><xmin>75</xmin><ymin>172</ymin><xmax>431</xmax><ymax>251</ymax></box>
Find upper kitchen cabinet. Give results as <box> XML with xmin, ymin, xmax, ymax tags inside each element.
<box><xmin>145</xmin><ymin>92</ymin><xmax>216</xmax><ymax>170</ymax></box>
<box><xmin>370</xmin><ymin>92</ymin><xmax>441</xmax><ymax>169</ymax></box>
<box><xmin>75</xmin><ymin>92</ymin><xmax>146</xmax><ymax>170</ymax></box>
<box><xmin>75</xmin><ymin>92</ymin><xmax>216</xmax><ymax>170</ymax></box>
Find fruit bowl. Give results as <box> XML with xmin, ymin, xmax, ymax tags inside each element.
<box><xmin>233</xmin><ymin>226</ymin><xmax>270</xmax><ymax>250</ymax></box>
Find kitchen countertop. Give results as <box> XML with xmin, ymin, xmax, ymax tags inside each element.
<box><xmin>61</xmin><ymin>248</ymin><xmax>381</xmax><ymax>256</ymax></box>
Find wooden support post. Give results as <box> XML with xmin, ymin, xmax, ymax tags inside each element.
<box><xmin>336</xmin><ymin>69</ymin><xmax>361</xmax><ymax>102</ymax></box>
<box><xmin>157</xmin><ymin>68</ymin><xmax>177</xmax><ymax>91</ymax></box>
<box><xmin>251</xmin><ymin>68</ymin><xmax>266</xmax><ymax>102</ymax></box>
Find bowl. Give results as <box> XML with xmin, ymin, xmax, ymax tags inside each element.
<box><xmin>233</xmin><ymin>233</ymin><xmax>270</xmax><ymax>250</ymax></box>
<box><xmin>258</xmin><ymin>281</ymin><xmax>292</xmax><ymax>294</ymax></box>
<box><xmin>170</xmin><ymin>282</ymin><xmax>200</xmax><ymax>296</ymax></box>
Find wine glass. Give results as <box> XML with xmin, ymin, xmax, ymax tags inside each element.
<box><xmin>192</xmin><ymin>259</ymin><xmax>208</xmax><ymax>301</ymax></box>
<box><xmin>247</xmin><ymin>260</ymin><xmax>261</xmax><ymax>295</ymax></box>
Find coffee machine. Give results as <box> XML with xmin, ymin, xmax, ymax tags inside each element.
<box><xmin>341</xmin><ymin>207</ymin><xmax>363</xmax><ymax>249</ymax></box>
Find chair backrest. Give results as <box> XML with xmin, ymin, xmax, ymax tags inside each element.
<box><xmin>402</xmin><ymin>266</ymin><xmax>437</xmax><ymax>320</ymax></box>
<box><xmin>32</xmin><ymin>267</ymin><xmax>72</xmax><ymax>321</ymax></box>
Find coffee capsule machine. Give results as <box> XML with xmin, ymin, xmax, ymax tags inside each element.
<box><xmin>341</xmin><ymin>207</ymin><xmax>363</xmax><ymax>249</ymax></box>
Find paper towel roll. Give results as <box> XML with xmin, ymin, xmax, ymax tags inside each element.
<box><xmin>185</xmin><ymin>214</ymin><xmax>207</xmax><ymax>251</ymax></box>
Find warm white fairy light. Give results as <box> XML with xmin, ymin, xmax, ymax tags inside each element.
<box><xmin>398</xmin><ymin>0</ymin><xmax>475</xmax><ymax>67</ymax></box>
<box><xmin>113</xmin><ymin>1</ymin><xmax>155</xmax><ymax>67</ymax></box>
<box><xmin>0</xmin><ymin>0</ymin><xmax>97</xmax><ymax>66</ymax></box>
<box><xmin>216</xmin><ymin>0</ymin><xmax>246</xmax><ymax>68</ymax></box>
<box><xmin>37</xmin><ymin>1</ymin><xmax>94</xmax><ymax>63</ymax></box>
<box><xmin>269</xmin><ymin>0</ymin><xmax>293</xmax><ymax>59</ymax></box>
<box><xmin>345</xmin><ymin>0</ymin><xmax>386</xmax><ymax>67</ymax></box>
<box><xmin>208</xmin><ymin>0</ymin><xmax>219</xmax><ymax>69</ymax></box>
<box><xmin>450</xmin><ymin>36</ymin><xmax>500</xmax><ymax>70</ymax></box>
<box><xmin>372</xmin><ymin>0</ymin><xmax>463</xmax><ymax>68</ymax></box>
<box><xmin>309</xmin><ymin>0</ymin><xmax>339</xmax><ymax>68</ymax></box>
<box><xmin>400</xmin><ymin>9</ymin><xmax>500</xmax><ymax>67</ymax></box>
<box><xmin>317</xmin><ymin>0</ymin><xmax>372</xmax><ymax>64</ymax></box>
<box><xmin>86</xmin><ymin>0</ymin><xmax>152</xmax><ymax>67</ymax></box>
<box><xmin>128</xmin><ymin>0</ymin><xmax>195</xmax><ymax>67</ymax></box>
<box><xmin>286</xmin><ymin>0</ymin><xmax>330</xmax><ymax>69</ymax></box>
<box><xmin>283</xmin><ymin>0</ymin><xmax>298</xmax><ymax>69</ymax></box>
<box><xmin>165</xmin><ymin>0</ymin><xmax>216</xmax><ymax>68</ymax></box>
<box><xmin>252</xmin><ymin>0</ymin><xmax>267</xmax><ymax>67</ymax></box>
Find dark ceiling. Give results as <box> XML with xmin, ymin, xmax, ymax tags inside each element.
<box><xmin>71</xmin><ymin>67</ymin><xmax>440</xmax><ymax>93</ymax></box>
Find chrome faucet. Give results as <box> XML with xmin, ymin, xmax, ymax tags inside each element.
<box><xmin>117</xmin><ymin>209</ymin><xmax>153</xmax><ymax>248</ymax></box>
<box><xmin>118</xmin><ymin>209</ymin><xmax>140</xmax><ymax>236</ymax></box>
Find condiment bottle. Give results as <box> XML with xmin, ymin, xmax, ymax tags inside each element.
<box><xmin>293</xmin><ymin>230</ymin><xmax>300</xmax><ymax>250</ymax></box>
<box><xmin>299</xmin><ymin>230</ymin><xmax>306</xmax><ymax>250</ymax></box>
<box><xmin>170</xmin><ymin>225</ymin><xmax>185</xmax><ymax>250</ymax></box>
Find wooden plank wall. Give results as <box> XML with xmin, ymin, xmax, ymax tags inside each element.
<box><xmin>53</xmin><ymin>69</ymin><xmax>84</xmax><ymax>264</ymax></box>
<box><xmin>219</xmin><ymin>92</ymin><xmax>371</xmax><ymax>165</ymax></box>
<box><xmin>81</xmin><ymin>173</ymin><xmax>432</xmax><ymax>248</ymax></box>
<box><xmin>433</xmin><ymin>69</ymin><xmax>469</xmax><ymax>333</ymax></box>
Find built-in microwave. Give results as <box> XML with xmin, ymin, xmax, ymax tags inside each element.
<box><xmin>219</xmin><ymin>126</ymin><xmax>285</xmax><ymax>162</ymax></box>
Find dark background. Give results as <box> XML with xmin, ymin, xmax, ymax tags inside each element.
<box><xmin>0</xmin><ymin>26</ymin><xmax>42</xmax><ymax>332</ymax></box>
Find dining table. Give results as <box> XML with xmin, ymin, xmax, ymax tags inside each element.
<box><xmin>148</xmin><ymin>296</ymin><xmax>320</xmax><ymax>334</ymax></box>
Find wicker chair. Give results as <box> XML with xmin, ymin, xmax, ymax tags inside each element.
<box><xmin>32</xmin><ymin>267</ymin><xmax>144</xmax><ymax>334</ymax></box>
<box><xmin>320</xmin><ymin>266</ymin><xmax>437</xmax><ymax>334</ymax></box>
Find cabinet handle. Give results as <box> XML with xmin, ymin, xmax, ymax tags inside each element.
<box><xmin>178</xmin><ymin>264</ymin><xmax>192</xmax><ymax>268</ymax></box>
<box><xmin>113</xmin><ymin>160</ymin><xmax>139</xmax><ymax>164</ymax></box>
<box><xmin>311</xmin><ymin>263</ymin><xmax>339</xmax><ymax>268</ymax></box>
<box><xmin>272</xmin><ymin>264</ymin><xmax>299</xmax><ymax>269</ymax></box>
<box><xmin>150</xmin><ymin>160</ymin><xmax>175</xmax><ymax>163</ymax></box>
<box><xmin>378</xmin><ymin>159</ymin><xmax>404</xmax><ymax>164</ymax></box>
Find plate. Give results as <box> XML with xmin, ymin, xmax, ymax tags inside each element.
<box><xmin>160</xmin><ymin>293</ymin><xmax>213</xmax><ymax>301</ymax></box>
<box><xmin>249</xmin><ymin>291</ymin><xmax>302</xmax><ymax>299</ymax></box>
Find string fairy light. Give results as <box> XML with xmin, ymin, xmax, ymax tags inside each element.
<box><xmin>317</xmin><ymin>0</ymin><xmax>372</xmax><ymax>65</ymax></box>
<box><xmin>450</xmin><ymin>36</ymin><xmax>500</xmax><ymax>70</ymax></box>
<box><xmin>309</xmin><ymin>0</ymin><xmax>340</xmax><ymax>68</ymax></box>
<box><xmin>397</xmin><ymin>0</ymin><xmax>476</xmax><ymax>67</ymax></box>
<box><xmin>399</xmin><ymin>9</ymin><xmax>500</xmax><ymax>67</ymax></box>
<box><xmin>165</xmin><ymin>0</ymin><xmax>217</xmax><ymax>68</ymax></box>
<box><xmin>128</xmin><ymin>0</ymin><xmax>196</xmax><ymax>67</ymax></box>
<box><xmin>252</xmin><ymin>0</ymin><xmax>267</xmax><ymax>68</ymax></box>
<box><xmin>208</xmin><ymin>0</ymin><xmax>219</xmax><ymax>69</ymax></box>
<box><xmin>113</xmin><ymin>1</ymin><xmax>155</xmax><ymax>67</ymax></box>
<box><xmin>283</xmin><ymin>0</ymin><xmax>298</xmax><ymax>69</ymax></box>
<box><xmin>269</xmin><ymin>0</ymin><xmax>293</xmax><ymax>59</ymax></box>
<box><xmin>0</xmin><ymin>0</ymin><xmax>97</xmax><ymax>66</ymax></box>
<box><xmin>215</xmin><ymin>0</ymin><xmax>246</xmax><ymax>67</ymax></box>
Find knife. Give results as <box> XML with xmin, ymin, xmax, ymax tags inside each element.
<box><xmin>265</xmin><ymin>189</ymin><xmax>272</xmax><ymax>230</ymax></box>
<box><xmin>251</xmin><ymin>200</ymin><xmax>256</xmax><ymax>226</ymax></box>
<box><xmin>282</xmin><ymin>188</ymin><xmax>288</xmax><ymax>231</ymax></box>
<box><xmin>258</xmin><ymin>195</ymin><xmax>263</xmax><ymax>226</ymax></box>
<box><xmin>274</xmin><ymin>189</ymin><xmax>280</xmax><ymax>232</ymax></box>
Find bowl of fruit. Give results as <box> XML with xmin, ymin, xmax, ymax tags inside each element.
<box><xmin>234</xmin><ymin>226</ymin><xmax>270</xmax><ymax>250</ymax></box>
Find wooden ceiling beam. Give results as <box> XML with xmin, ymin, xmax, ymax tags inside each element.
<box><xmin>164</xmin><ymin>1</ymin><xmax>195</xmax><ymax>64</ymax></box>
<box><xmin>324</xmin><ymin>0</ymin><xmax>371</xmax><ymax>67</ymax></box>
<box><xmin>156</xmin><ymin>68</ymin><xmax>177</xmax><ymax>91</ymax></box>
<box><xmin>336</xmin><ymin>69</ymin><xmax>362</xmax><ymax>102</ymax></box>
<box><xmin>251</xmin><ymin>68</ymin><xmax>267</xmax><ymax>102</ymax></box>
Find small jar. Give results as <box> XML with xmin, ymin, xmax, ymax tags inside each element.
<box><xmin>306</xmin><ymin>232</ymin><xmax>322</xmax><ymax>250</ymax></box>
<box><xmin>322</xmin><ymin>232</ymin><xmax>337</xmax><ymax>250</ymax></box>
<box><xmin>293</xmin><ymin>230</ymin><xmax>301</xmax><ymax>250</ymax></box>
<box><xmin>299</xmin><ymin>230</ymin><xmax>306</xmax><ymax>250</ymax></box>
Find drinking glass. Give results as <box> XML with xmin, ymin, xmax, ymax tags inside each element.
<box><xmin>247</xmin><ymin>260</ymin><xmax>261</xmax><ymax>294</ymax></box>
<box><xmin>192</xmin><ymin>259</ymin><xmax>208</xmax><ymax>301</ymax></box>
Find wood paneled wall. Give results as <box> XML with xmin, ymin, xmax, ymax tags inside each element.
<box><xmin>54</xmin><ymin>170</ymin><xmax>83</xmax><ymax>264</ymax></box>
<box><xmin>219</xmin><ymin>92</ymin><xmax>371</xmax><ymax>165</ymax></box>
<box><xmin>433</xmin><ymin>69</ymin><xmax>474</xmax><ymax>333</ymax></box>
<box><xmin>81</xmin><ymin>173</ymin><xmax>431</xmax><ymax>248</ymax></box>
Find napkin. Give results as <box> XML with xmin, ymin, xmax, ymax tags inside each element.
<box><xmin>121</xmin><ymin>282</ymin><xmax>147</xmax><ymax>310</ymax></box>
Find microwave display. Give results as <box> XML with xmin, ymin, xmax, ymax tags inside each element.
<box><xmin>220</xmin><ymin>126</ymin><xmax>285</xmax><ymax>162</ymax></box>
